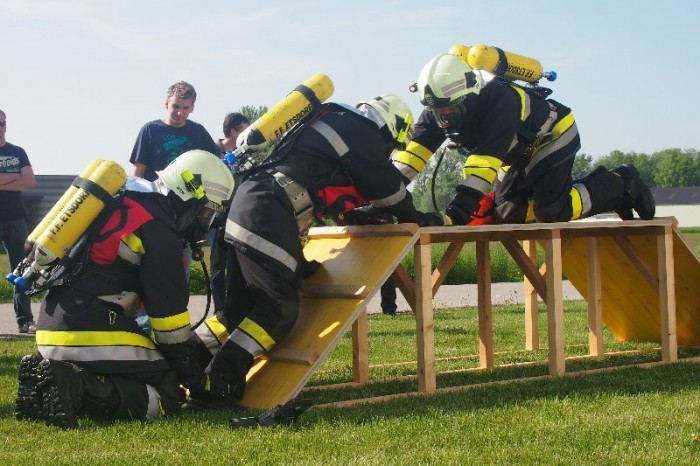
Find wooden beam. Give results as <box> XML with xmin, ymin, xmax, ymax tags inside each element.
<box><xmin>502</xmin><ymin>239</ymin><xmax>547</xmax><ymax>300</ymax></box>
<box><xmin>612</xmin><ymin>236</ymin><xmax>659</xmax><ymax>294</ymax></box>
<box><xmin>586</xmin><ymin>237</ymin><xmax>604</xmax><ymax>356</ymax></box>
<box><xmin>307</xmin><ymin>223</ymin><xmax>419</xmax><ymax>239</ymax></box>
<box><xmin>545</xmin><ymin>229</ymin><xmax>565</xmax><ymax>375</ymax></box>
<box><xmin>415</xmin><ymin>235</ymin><xmax>436</xmax><ymax>394</ymax></box>
<box><xmin>476</xmin><ymin>241</ymin><xmax>494</xmax><ymax>368</ymax></box>
<box><xmin>523</xmin><ymin>240</ymin><xmax>539</xmax><ymax>351</ymax></box>
<box><xmin>658</xmin><ymin>226</ymin><xmax>677</xmax><ymax>362</ymax></box>
<box><xmin>392</xmin><ymin>264</ymin><xmax>415</xmax><ymax>313</ymax></box>
<box><xmin>352</xmin><ymin>311</ymin><xmax>369</xmax><ymax>384</ymax></box>
<box><xmin>431</xmin><ymin>241</ymin><xmax>465</xmax><ymax>297</ymax></box>
<box><xmin>266</xmin><ymin>348</ymin><xmax>319</xmax><ymax>365</ymax></box>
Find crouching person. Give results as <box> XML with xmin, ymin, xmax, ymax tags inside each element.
<box><xmin>15</xmin><ymin>150</ymin><xmax>235</xmax><ymax>428</ymax></box>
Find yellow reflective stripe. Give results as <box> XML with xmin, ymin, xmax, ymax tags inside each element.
<box><xmin>150</xmin><ymin>310</ymin><xmax>190</xmax><ymax>332</ymax></box>
<box><xmin>207</xmin><ymin>315</ymin><xmax>230</xmax><ymax>344</ymax></box>
<box><xmin>35</xmin><ymin>330</ymin><xmax>157</xmax><ymax>349</ymax></box>
<box><xmin>511</xmin><ymin>86</ymin><xmax>529</xmax><ymax>121</ymax></box>
<box><xmin>525</xmin><ymin>201</ymin><xmax>536</xmax><ymax>223</ymax></box>
<box><xmin>239</xmin><ymin>317</ymin><xmax>276</xmax><ymax>351</ymax></box>
<box><xmin>570</xmin><ymin>185</ymin><xmax>583</xmax><ymax>220</ymax></box>
<box><xmin>122</xmin><ymin>233</ymin><xmax>145</xmax><ymax>254</ymax></box>
<box><xmin>463</xmin><ymin>154</ymin><xmax>502</xmax><ymax>183</ymax></box>
<box><xmin>394</xmin><ymin>140</ymin><xmax>433</xmax><ymax>172</ymax></box>
<box><xmin>550</xmin><ymin>112</ymin><xmax>575</xmax><ymax>139</ymax></box>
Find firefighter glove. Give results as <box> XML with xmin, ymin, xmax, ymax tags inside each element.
<box><xmin>445</xmin><ymin>185</ymin><xmax>485</xmax><ymax>225</ymax></box>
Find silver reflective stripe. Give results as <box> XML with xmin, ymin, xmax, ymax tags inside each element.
<box><xmin>496</xmin><ymin>167</ymin><xmax>508</xmax><ymax>183</ymax></box>
<box><xmin>462</xmin><ymin>176</ymin><xmax>491</xmax><ymax>194</ymax></box>
<box><xmin>195</xmin><ymin>324</ymin><xmax>222</xmax><ymax>355</ymax></box>
<box><xmin>394</xmin><ymin>161</ymin><xmax>420</xmax><ymax>181</ymax></box>
<box><xmin>310</xmin><ymin>120</ymin><xmax>349</xmax><ymax>156</ymax></box>
<box><xmin>153</xmin><ymin>326</ymin><xmax>191</xmax><ymax>345</ymax></box>
<box><xmin>37</xmin><ymin>344</ymin><xmax>166</xmax><ymax>362</ymax></box>
<box><xmin>525</xmin><ymin>121</ymin><xmax>579</xmax><ymax>176</ymax></box>
<box><xmin>574</xmin><ymin>182</ymin><xmax>592</xmax><ymax>216</ymax></box>
<box><xmin>145</xmin><ymin>384</ymin><xmax>161</xmax><ymax>420</ymax></box>
<box><xmin>203</xmin><ymin>180</ymin><xmax>230</xmax><ymax>202</ymax></box>
<box><xmin>226</xmin><ymin>218</ymin><xmax>298</xmax><ymax>273</ymax></box>
<box><xmin>370</xmin><ymin>183</ymin><xmax>407</xmax><ymax>208</ymax></box>
<box><xmin>537</xmin><ymin>102</ymin><xmax>558</xmax><ymax>138</ymax></box>
<box><xmin>118</xmin><ymin>241</ymin><xmax>141</xmax><ymax>265</ymax></box>
<box><xmin>230</xmin><ymin>328</ymin><xmax>266</xmax><ymax>357</ymax></box>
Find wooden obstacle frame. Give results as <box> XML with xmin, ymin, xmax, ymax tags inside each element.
<box><xmin>311</xmin><ymin>217</ymin><xmax>696</xmax><ymax>406</ymax></box>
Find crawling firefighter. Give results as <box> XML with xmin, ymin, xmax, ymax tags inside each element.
<box><xmin>15</xmin><ymin>150</ymin><xmax>235</xmax><ymax>429</ymax></box>
<box><xmin>192</xmin><ymin>94</ymin><xmax>434</xmax><ymax>406</ymax></box>
<box><xmin>395</xmin><ymin>52</ymin><xmax>655</xmax><ymax>226</ymax></box>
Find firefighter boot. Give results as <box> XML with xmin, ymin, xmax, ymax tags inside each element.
<box><xmin>37</xmin><ymin>359</ymin><xmax>120</xmax><ymax>429</ymax></box>
<box><xmin>37</xmin><ymin>359</ymin><xmax>85</xmax><ymax>429</ymax></box>
<box><xmin>612</xmin><ymin>164</ymin><xmax>655</xmax><ymax>220</ymax></box>
<box><xmin>15</xmin><ymin>353</ymin><xmax>43</xmax><ymax>422</ymax></box>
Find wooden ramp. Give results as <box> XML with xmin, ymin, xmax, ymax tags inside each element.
<box><xmin>238</xmin><ymin>223</ymin><xmax>419</xmax><ymax>409</ymax></box>
<box><xmin>561</xmin><ymin>224</ymin><xmax>700</xmax><ymax>346</ymax></box>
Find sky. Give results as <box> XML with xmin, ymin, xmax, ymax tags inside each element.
<box><xmin>1</xmin><ymin>0</ymin><xmax>699</xmax><ymax>176</ymax></box>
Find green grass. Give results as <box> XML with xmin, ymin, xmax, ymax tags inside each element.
<box><xmin>3</xmin><ymin>303</ymin><xmax>700</xmax><ymax>464</ymax></box>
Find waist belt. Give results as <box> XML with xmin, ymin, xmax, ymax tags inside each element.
<box><xmin>272</xmin><ymin>171</ymin><xmax>314</xmax><ymax>237</ymax></box>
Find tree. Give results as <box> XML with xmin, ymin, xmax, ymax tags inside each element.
<box><xmin>571</xmin><ymin>153</ymin><xmax>593</xmax><ymax>180</ymax></box>
<box><xmin>653</xmin><ymin>148</ymin><xmax>700</xmax><ymax>187</ymax></box>
<box><xmin>239</xmin><ymin>105</ymin><xmax>268</xmax><ymax>123</ymax></box>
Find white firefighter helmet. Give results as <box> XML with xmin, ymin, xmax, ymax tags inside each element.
<box><xmin>416</xmin><ymin>53</ymin><xmax>484</xmax><ymax>109</ymax></box>
<box><xmin>357</xmin><ymin>94</ymin><xmax>414</xmax><ymax>145</ymax></box>
<box><xmin>156</xmin><ymin>149</ymin><xmax>234</xmax><ymax>208</ymax></box>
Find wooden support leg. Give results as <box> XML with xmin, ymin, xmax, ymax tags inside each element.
<box><xmin>523</xmin><ymin>240</ymin><xmax>539</xmax><ymax>351</ymax></box>
<box><xmin>415</xmin><ymin>235</ymin><xmax>436</xmax><ymax>393</ymax></box>
<box><xmin>352</xmin><ymin>310</ymin><xmax>369</xmax><ymax>385</ymax></box>
<box><xmin>586</xmin><ymin>237</ymin><xmax>604</xmax><ymax>356</ymax></box>
<box><xmin>476</xmin><ymin>241</ymin><xmax>494</xmax><ymax>368</ymax></box>
<box><xmin>658</xmin><ymin>226</ymin><xmax>677</xmax><ymax>363</ymax></box>
<box><xmin>545</xmin><ymin>230</ymin><xmax>565</xmax><ymax>375</ymax></box>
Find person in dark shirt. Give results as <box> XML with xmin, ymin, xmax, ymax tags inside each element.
<box><xmin>130</xmin><ymin>81</ymin><xmax>220</xmax><ymax>181</ymax></box>
<box><xmin>0</xmin><ymin>109</ymin><xmax>37</xmax><ymax>333</ymax></box>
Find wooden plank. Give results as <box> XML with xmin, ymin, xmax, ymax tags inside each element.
<box><xmin>415</xmin><ymin>235</ymin><xmax>436</xmax><ymax>394</ymax></box>
<box><xmin>545</xmin><ymin>229</ymin><xmax>565</xmax><ymax>376</ymax></box>
<box><xmin>239</xmin><ymin>227</ymin><xmax>419</xmax><ymax>408</ymax></box>
<box><xmin>266</xmin><ymin>348</ymin><xmax>319</xmax><ymax>365</ymax></box>
<box><xmin>523</xmin><ymin>240</ymin><xmax>539</xmax><ymax>351</ymax></box>
<box><xmin>586</xmin><ymin>237</ymin><xmax>604</xmax><ymax>356</ymax></box>
<box><xmin>301</xmin><ymin>284</ymin><xmax>368</xmax><ymax>299</ymax></box>
<box><xmin>476</xmin><ymin>241</ymin><xmax>494</xmax><ymax>368</ymax></box>
<box><xmin>307</xmin><ymin>223</ymin><xmax>419</xmax><ymax>239</ymax></box>
<box><xmin>658</xmin><ymin>226</ymin><xmax>677</xmax><ymax>362</ymax></box>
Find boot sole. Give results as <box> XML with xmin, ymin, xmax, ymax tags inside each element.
<box><xmin>15</xmin><ymin>354</ymin><xmax>43</xmax><ymax>422</ymax></box>
<box><xmin>37</xmin><ymin>359</ymin><xmax>79</xmax><ymax>429</ymax></box>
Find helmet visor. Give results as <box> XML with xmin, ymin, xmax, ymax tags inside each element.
<box><xmin>432</xmin><ymin>104</ymin><xmax>465</xmax><ymax>131</ymax></box>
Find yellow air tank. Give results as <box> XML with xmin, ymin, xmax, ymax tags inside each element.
<box><xmin>238</xmin><ymin>73</ymin><xmax>334</xmax><ymax>153</ymax></box>
<box><xmin>14</xmin><ymin>160</ymin><xmax>126</xmax><ymax>290</ymax></box>
<box><xmin>450</xmin><ymin>43</ymin><xmax>556</xmax><ymax>83</ymax></box>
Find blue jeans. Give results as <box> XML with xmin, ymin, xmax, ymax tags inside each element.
<box><xmin>0</xmin><ymin>218</ymin><xmax>34</xmax><ymax>325</ymax></box>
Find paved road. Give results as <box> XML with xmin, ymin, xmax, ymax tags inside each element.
<box><xmin>0</xmin><ymin>282</ymin><xmax>583</xmax><ymax>339</ymax></box>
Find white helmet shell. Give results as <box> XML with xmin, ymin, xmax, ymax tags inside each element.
<box><xmin>357</xmin><ymin>94</ymin><xmax>414</xmax><ymax>143</ymax></box>
<box><xmin>156</xmin><ymin>150</ymin><xmax>234</xmax><ymax>207</ymax></box>
<box><xmin>416</xmin><ymin>53</ymin><xmax>484</xmax><ymax>109</ymax></box>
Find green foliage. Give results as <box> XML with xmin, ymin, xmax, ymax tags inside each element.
<box><xmin>571</xmin><ymin>152</ymin><xmax>593</xmax><ymax>179</ymax></box>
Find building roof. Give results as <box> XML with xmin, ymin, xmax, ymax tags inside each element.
<box><xmin>651</xmin><ymin>187</ymin><xmax>700</xmax><ymax>206</ymax></box>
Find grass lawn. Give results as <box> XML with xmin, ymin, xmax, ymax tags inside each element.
<box><xmin>3</xmin><ymin>302</ymin><xmax>700</xmax><ymax>465</ymax></box>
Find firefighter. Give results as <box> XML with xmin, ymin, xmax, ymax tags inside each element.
<box><xmin>193</xmin><ymin>94</ymin><xmax>428</xmax><ymax>404</ymax></box>
<box><xmin>394</xmin><ymin>53</ymin><xmax>655</xmax><ymax>226</ymax></box>
<box><xmin>15</xmin><ymin>150</ymin><xmax>235</xmax><ymax>429</ymax></box>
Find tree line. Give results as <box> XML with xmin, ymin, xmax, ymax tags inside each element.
<box><xmin>411</xmin><ymin>147</ymin><xmax>700</xmax><ymax>211</ymax></box>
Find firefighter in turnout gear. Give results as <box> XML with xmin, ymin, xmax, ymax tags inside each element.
<box><xmin>395</xmin><ymin>53</ymin><xmax>655</xmax><ymax>226</ymax></box>
<box><xmin>15</xmin><ymin>150</ymin><xmax>235</xmax><ymax>429</ymax></box>
<box><xmin>193</xmin><ymin>94</ymin><xmax>424</xmax><ymax>404</ymax></box>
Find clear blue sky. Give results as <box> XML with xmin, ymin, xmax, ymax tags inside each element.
<box><xmin>2</xmin><ymin>0</ymin><xmax>698</xmax><ymax>175</ymax></box>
